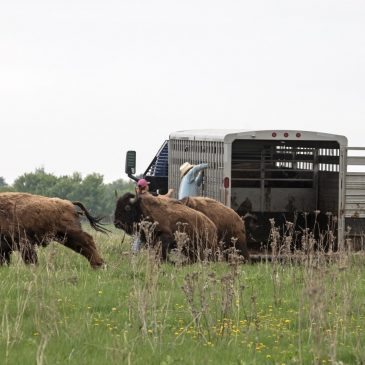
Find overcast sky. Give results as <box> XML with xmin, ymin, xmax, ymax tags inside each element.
<box><xmin>1</xmin><ymin>0</ymin><xmax>365</xmax><ymax>184</ymax></box>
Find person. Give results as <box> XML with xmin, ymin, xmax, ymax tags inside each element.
<box><xmin>131</xmin><ymin>178</ymin><xmax>174</xmax><ymax>253</ymax></box>
<box><xmin>178</xmin><ymin>162</ymin><xmax>208</xmax><ymax>199</ymax></box>
<box><xmin>135</xmin><ymin>178</ymin><xmax>150</xmax><ymax>195</ymax></box>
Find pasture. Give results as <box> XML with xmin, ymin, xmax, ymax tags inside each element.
<box><xmin>1</xmin><ymin>227</ymin><xmax>365</xmax><ymax>365</ymax></box>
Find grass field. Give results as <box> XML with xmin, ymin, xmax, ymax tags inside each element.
<box><xmin>1</xmin><ymin>227</ymin><xmax>365</xmax><ymax>365</ymax></box>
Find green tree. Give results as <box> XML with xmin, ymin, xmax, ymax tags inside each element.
<box><xmin>106</xmin><ymin>178</ymin><xmax>135</xmax><ymax>197</ymax></box>
<box><xmin>13</xmin><ymin>168</ymin><xmax>58</xmax><ymax>196</ymax></box>
<box><xmin>0</xmin><ymin>177</ymin><xmax>7</xmax><ymax>187</ymax></box>
<box><xmin>7</xmin><ymin>168</ymin><xmax>135</xmax><ymax>218</ymax></box>
<box><xmin>77</xmin><ymin>173</ymin><xmax>108</xmax><ymax>216</ymax></box>
<box><xmin>0</xmin><ymin>176</ymin><xmax>14</xmax><ymax>193</ymax></box>
<box><xmin>48</xmin><ymin>172</ymin><xmax>83</xmax><ymax>199</ymax></box>
<box><xmin>104</xmin><ymin>178</ymin><xmax>135</xmax><ymax>219</ymax></box>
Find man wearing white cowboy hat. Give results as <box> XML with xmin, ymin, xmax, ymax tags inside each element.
<box><xmin>178</xmin><ymin>161</ymin><xmax>208</xmax><ymax>199</ymax></box>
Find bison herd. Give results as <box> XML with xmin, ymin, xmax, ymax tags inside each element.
<box><xmin>114</xmin><ymin>193</ymin><xmax>250</xmax><ymax>262</ymax></box>
<box><xmin>0</xmin><ymin>191</ymin><xmax>250</xmax><ymax>268</ymax></box>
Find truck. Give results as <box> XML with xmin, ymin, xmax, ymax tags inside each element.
<box><xmin>125</xmin><ymin>129</ymin><xmax>365</xmax><ymax>248</ymax></box>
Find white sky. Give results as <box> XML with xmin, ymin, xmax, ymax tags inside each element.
<box><xmin>1</xmin><ymin>0</ymin><xmax>365</xmax><ymax>184</ymax></box>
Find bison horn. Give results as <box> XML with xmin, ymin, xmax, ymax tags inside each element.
<box><xmin>129</xmin><ymin>197</ymin><xmax>137</xmax><ymax>204</ymax></box>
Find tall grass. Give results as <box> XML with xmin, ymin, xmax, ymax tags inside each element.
<box><xmin>1</xmin><ymin>226</ymin><xmax>365</xmax><ymax>364</ymax></box>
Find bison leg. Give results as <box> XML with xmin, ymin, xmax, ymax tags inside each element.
<box><xmin>59</xmin><ymin>230</ymin><xmax>104</xmax><ymax>268</ymax></box>
<box><xmin>0</xmin><ymin>248</ymin><xmax>12</xmax><ymax>265</ymax></box>
<box><xmin>0</xmin><ymin>237</ymin><xmax>13</xmax><ymax>265</ymax></box>
<box><xmin>235</xmin><ymin>233</ymin><xmax>250</xmax><ymax>262</ymax></box>
<box><xmin>20</xmin><ymin>240</ymin><xmax>38</xmax><ymax>265</ymax></box>
<box><xmin>158</xmin><ymin>233</ymin><xmax>173</xmax><ymax>261</ymax></box>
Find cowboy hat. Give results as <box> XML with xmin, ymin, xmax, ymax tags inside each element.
<box><xmin>180</xmin><ymin>162</ymin><xmax>194</xmax><ymax>178</ymax></box>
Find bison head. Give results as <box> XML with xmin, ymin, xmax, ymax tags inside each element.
<box><xmin>114</xmin><ymin>192</ymin><xmax>143</xmax><ymax>234</ymax></box>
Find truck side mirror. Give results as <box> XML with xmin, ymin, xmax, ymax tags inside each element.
<box><xmin>125</xmin><ymin>151</ymin><xmax>136</xmax><ymax>175</ymax></box>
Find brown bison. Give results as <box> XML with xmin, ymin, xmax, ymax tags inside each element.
<box><xmin>180</xmin><ymin>196</ymin><xmax>250</xmax><ymax>260</ymax></box>
<box><xmin>114</xmin><ymin>192</ymin><xmax>218</xmax><ymax>261</ymax></box>
<box><xmin>0</xmin><ymin>192</ymin><xmax>106</xmax><ymax>267</ymax></box>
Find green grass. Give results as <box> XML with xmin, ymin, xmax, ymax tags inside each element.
<box><xmin>1</xmin><ymin>228</ymin><xmax>365</xmax><ymax>364</ymax></box>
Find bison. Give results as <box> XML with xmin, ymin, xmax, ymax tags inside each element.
<box><xmin>114</xmin><ymin>192</ymin><xmax>218</xmax><ymax>261</ymax></box>
<box><xmin>180</xmin><ymin>196</ymin><xmax>250</xmax><ymax>261</ymax></box>
<box><xmin>0</xmin><ymin>192</ymin><xmax>106</xmax><ymax>268</ymax></box>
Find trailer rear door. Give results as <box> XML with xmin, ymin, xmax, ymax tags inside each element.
<box><xmin>343</xmin><ymin>147</ymin><xmax>365</xmax><ymax>247</ymax></box>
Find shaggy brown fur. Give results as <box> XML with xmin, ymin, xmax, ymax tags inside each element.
<box><xmin>0</xmin><ymin>192</ymin><xmax>105</xmax><ymax>267</ymax></box>
<box><xmin>180</xmin><ymin>196</ymin><xmax>250</xmax><ymax>260</ymax></box>
<box><xmin>114</xmin><ymin>193</ymin><xmax>218</xmax><ymax>261</ymax></box>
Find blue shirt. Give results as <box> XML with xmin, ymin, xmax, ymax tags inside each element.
<box><xmin>178</xmin><ymin>163</ymin><xmax>208</xmax><ymax>199</ymax></box>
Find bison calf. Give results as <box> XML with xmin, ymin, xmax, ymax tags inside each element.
<box><xmin>0</xmin><ymin>192</ymin><xmax>106</xmax><ymax>268</ymax></box>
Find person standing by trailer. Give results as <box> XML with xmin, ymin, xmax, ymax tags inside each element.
<box><xmin>131</xmin><ymin>178</ymin><xmax>150</xmax><ymax>253</ymax></box>
<box><xmin>178</xmin><ymin>162</ymin><xmax>208</xmax><ymax>199</ymax></box>
<box><xmin>135</xmin><ymin>178</ymin><xmax>150</xmax><ymax>195</ymax></box>
<box><xmin>132</xmin><ymin>178</ymin><xmax>175</xmax><ymax>253</ymax></box>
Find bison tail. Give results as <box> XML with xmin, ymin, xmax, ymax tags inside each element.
<box><xmin>72</xmin><ymin>202</ymin><xmax>110</xmax><ymax>234</ymax></box>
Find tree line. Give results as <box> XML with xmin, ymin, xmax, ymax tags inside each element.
<box><xmin>0</xmin><ymin>169</ymin><xmax>135</xmax><ymax>220</ymax></box>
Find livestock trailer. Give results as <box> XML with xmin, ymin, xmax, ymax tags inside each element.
<box><xmin>133</xmin><ymin>129</ymin><xmax>365</xmax><ymax>247</ymax></box>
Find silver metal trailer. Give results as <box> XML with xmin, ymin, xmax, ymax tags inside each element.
<box><xmin>168</xmin><ymin>129</ymin><xmax>365</xmax><ymax>246</ymax></box>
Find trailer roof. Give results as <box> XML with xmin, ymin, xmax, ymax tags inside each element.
<box><xmin>170</xmin><ymin>129</ymin><xmax>348</xmax><ymax>146</ymax></box>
